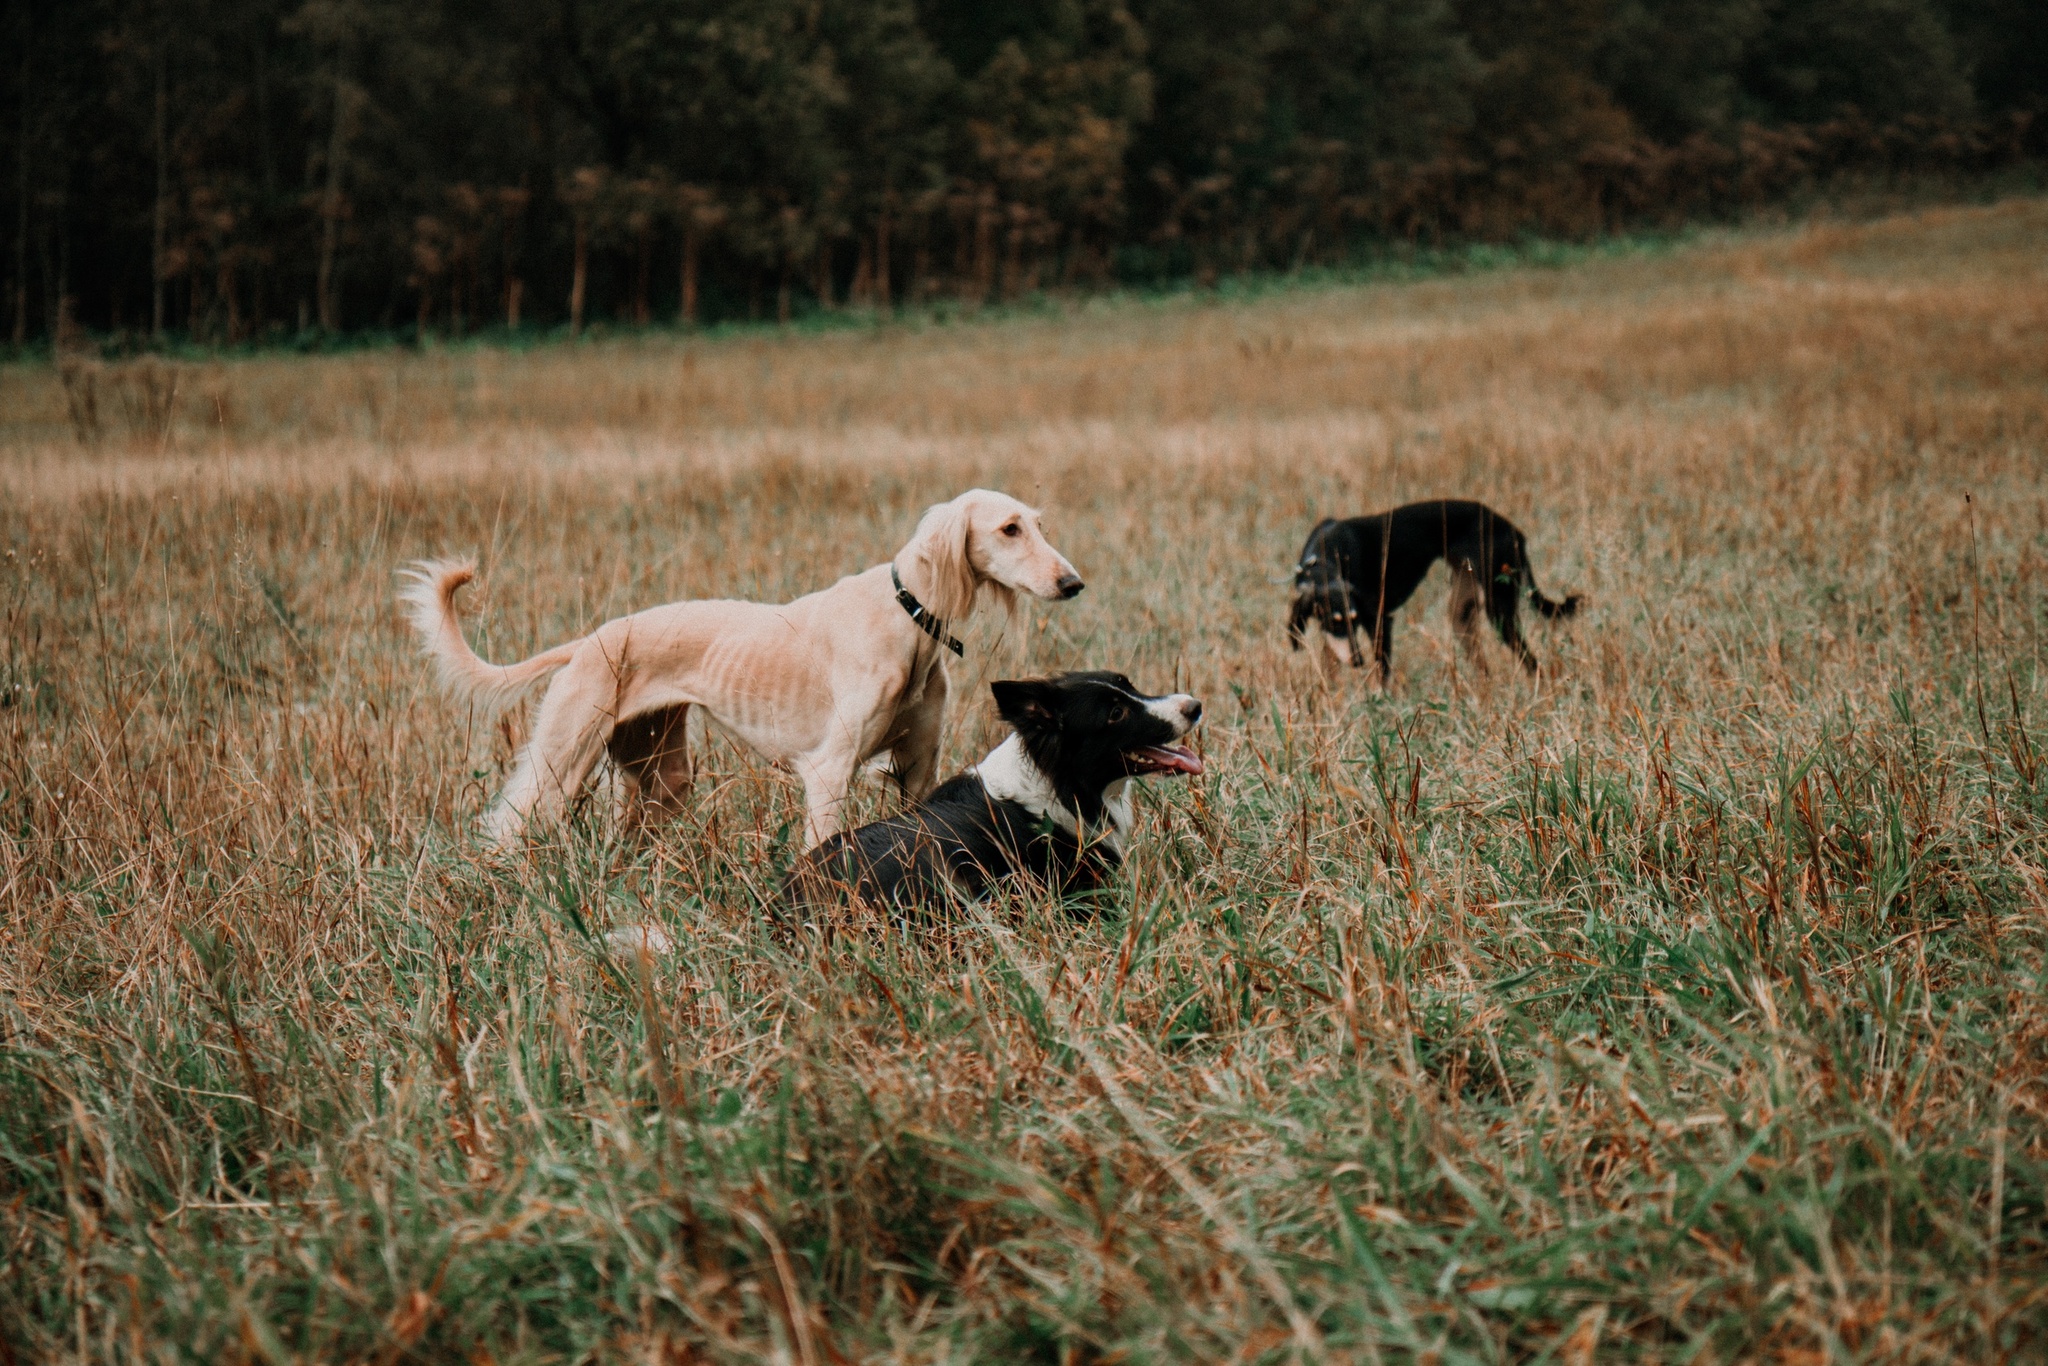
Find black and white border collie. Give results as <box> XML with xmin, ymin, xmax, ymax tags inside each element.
<box><xmin>782</xmin><ymin>671</ymin><xmax>1203</xmax><ymax>916</ymax></box>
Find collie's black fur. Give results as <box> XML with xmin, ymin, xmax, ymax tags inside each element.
<box><xmin>1287</xmin><ymin>498</ymin><xmax>1581</xmax><ymax>680</ymax></box>
<box><xmin>782</xmin><ymin>671</ymin><xmax>1203</xmax><ymax>917</ymax></box>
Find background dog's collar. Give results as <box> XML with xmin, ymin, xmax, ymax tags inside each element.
<box><xmin>891</xmin><ymin>564</ymin><xmax>964</xmax><ymax>656</ymax></box>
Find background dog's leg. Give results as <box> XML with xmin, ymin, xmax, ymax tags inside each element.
<box><xmin>1488</xmin><ymin>579</ymin><xmax>1539</xmax><ymax>673</ymax></box>
<box><xmin>645</xmin><ymin>704</ymin><xmax>695</xmax><ymax>817</ymax></box>
<box><xmin>1286</xmin><ymin>598</ymin><xmax>1312</xmax><ymax>651</ymax></box>
<box><xmin>887</xmin><ymin>673</ymin><xmax>949</xmax><ymax>803</ymax></box>
<box><xmin>1370</xmin><ymin>617</ymin><xmax>1394</xmax><ymax>685</ymax></box>
<box><xmin>609</xmin><ymin>711</ymin><xmax>656</xmax><ymax>830</ymax></box>
<box><xmin>615</xmin><ymin>760</ymin><xmax>648</xmax><ymax>831</ymax></box>
<box><xmin>608</xmin><ymin>703</ymin><xmax>694</xmax><ymax>827</ymax></box>
<box><xmin>1449</xmin><ymin>563</ymin><xmax>1490</xmax><ymax>675</ymax></box>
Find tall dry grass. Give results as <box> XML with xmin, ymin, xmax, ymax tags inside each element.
<box><xmin>3</xmin><ymin>200</ymin><xmax>2047</xmax><ymax>1362</ymax></box>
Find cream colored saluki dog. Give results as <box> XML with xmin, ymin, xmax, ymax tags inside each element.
<box><xmin>400</xmin><ymin>489</ymin><xmax>1083</xmax><ymax>849</ymax></box>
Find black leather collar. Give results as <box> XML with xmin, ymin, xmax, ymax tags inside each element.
<box><xmin>892</xmin><ymin>564</ymin><xmax>964</xmax><ymax>656</ymax></box>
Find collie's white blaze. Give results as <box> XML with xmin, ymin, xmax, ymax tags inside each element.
<box><xmin>973</xmin><ymin>736</ymin><xmax>1137</xmax><ymax>854</ymax></box>
<box><xmin>972</xmin><ymin>735</ymin><xmax>1073</xmax><ymax>834</ymax></box>
<box><xmin>1142</xmin><ymin>692</ymin><xmax>1200</xmax><ymax>736</ymax></box>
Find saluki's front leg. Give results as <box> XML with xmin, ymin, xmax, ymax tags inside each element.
<box><xmin>792</xmin><ymin>680</ymin><xmax>900</xmax><ymax>847</ymax></box>
<box><xmin>887</xmin><ymin>668</ymin><xmax>950</xmax><ymax>803</ymax></box>
<box><xmin>792</xmin><ymin>746</ymin><xmax>864</xmax><ymax>848</ymax></box>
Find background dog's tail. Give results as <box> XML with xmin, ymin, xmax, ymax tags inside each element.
<box><xmin>397</xmin><ymin>558</ymin><xmax>581</xmax><ymax>710</ymax></box>
<box><xmin>1522</xmin><ymin>562</ymin><xmax>1583</xmax><ymax>619</ymax></box>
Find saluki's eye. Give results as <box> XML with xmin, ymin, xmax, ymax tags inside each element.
<box><xmin>1108</xmin><ymin>705</ymin><xmax>1128</xmax><ymax>723</ymax></box>
<box><xmin>1001</xmin><ymin>522</ymin><xmax>1021</xmax><ymax>537</ymax></box>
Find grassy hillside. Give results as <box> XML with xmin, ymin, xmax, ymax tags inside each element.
<box><xmin>3</xmin><ymin>199</ymin><xmax>2046</xmax><ymax>1362</ymax></box>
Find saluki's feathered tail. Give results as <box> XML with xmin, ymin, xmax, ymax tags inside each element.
<box><xmin>398</xmin><ymin>559</ymin><xmax>581</xmax><ymax>711</ymax></box>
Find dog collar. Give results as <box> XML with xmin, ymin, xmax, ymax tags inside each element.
<box><xmin>891</xmin><ymin>564</ymin><xmax>964</xmax><ymax>656</ymax></box>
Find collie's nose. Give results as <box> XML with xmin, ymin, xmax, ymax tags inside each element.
<box><xmin>1055</xmin><ymin>573</ymin><xmax>1085</xmax><ymax>599</ymax></box>
<box><xmin>1181</xmin><ymin>696</ymin><xmax>1203</xmax><ymax>725</ymax></box>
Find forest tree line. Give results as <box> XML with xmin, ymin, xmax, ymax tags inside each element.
<box><xmin>8</xmin><ymin>0</ymin><xmax>2045</xmax><ymax>346</ymax></box>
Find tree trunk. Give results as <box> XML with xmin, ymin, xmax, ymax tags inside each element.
<box><xmin>253</xmin><ymin>34</ymin><xmax>276</xmax><ymax>196</ymax></box>
<box><xmin>679</xmin><ymin>224</ymin><xmax>698</xmax><ymax>326</ymax></box>
<box><xmin>1003</xmin><ymin>215</ymin><xmax>1022</xmax><ymax>300</ymax></box>
<box><xmin>973</xmin><ymin>196</ymin><xmax>995</xmax><ymax>304</ymax></box>
<box><xmin>776</xmin><ymin>261</ymin><xmax>791</xmax><ymax>324</ymax></box>
<box><xmin>848</xmin><ymin>238</ymin><xmax>871</xmax><ymax>307</ymax></box>
<box><xmin>314</xmin><ymin>53</ymin><xmax>350</xmax><ymax>333</ymax></box>
<box><xmin>222</xmin><ymin>254</ymin><xmax>241</xmax><ymax>342</ymax></box>
<box><xmin>875</xmin><ymin>212</ymin><xmax>891</xmax><ymax>310</ymax></box>
<box><xmin>501</xmin><ymin>196</ymin><xmax>522</xmax><ymax>329</ymax></box>
<box><xmin>151</xmin><ymin>39</ymin><xmax>167</xmax><ymax>339</ymax></box>
<box><xmin>12</xmin><ymin>40</ymin><xmax>28</xmax><ymax>345</ymax></box>
<box><xmin>633</xmin><ymin>221</ymin><xmax>650</xmax><ymax>325</ymax></box>
<box><xmin>569</xmin><ymin>214</ymin><xmax>588</xmax><ymax>336</ymax></box>
<box><xmin>814</xmin><ymin>241</ymin><xmax>832</xmax><ymax>310</ymax></box>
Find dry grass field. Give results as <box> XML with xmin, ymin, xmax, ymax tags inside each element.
<box><xmin>4</xmin><ymin>200</ymin><xmax>2048</xmax><ymax>1363</ymax></box>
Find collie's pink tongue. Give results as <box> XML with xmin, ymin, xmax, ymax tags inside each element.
<box><xmin>1131</xmin><ymin>744</ymin><xmax>1204</xmax><ymax>776</ymax></box>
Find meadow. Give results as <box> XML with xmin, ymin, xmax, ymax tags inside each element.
<box><xmin>4</xmin><ymin>199</ymin><xmax>2047</xmax><ymax>1363</ymax></box>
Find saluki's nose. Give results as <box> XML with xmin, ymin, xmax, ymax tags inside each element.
<box><xmin>1181</xmin><ymin>696</ymin><xmax>1203</xmax><ymax>724</ymax></box>
<box><xmin>1056</xmin><ymin>573</ymin><xmax>1085</xmax><ymax>599</ymax></box>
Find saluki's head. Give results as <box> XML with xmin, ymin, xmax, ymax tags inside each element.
<box><xmin>904</xmin><ymin>489</ymin><xmax>1082</xmax><ymax>622</ymax></box>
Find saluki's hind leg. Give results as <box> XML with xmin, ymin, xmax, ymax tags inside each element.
<box><xmin>609</xmin><ymin>703</ymin><xmax>694</xmax><ymax>828</ymax></box>
<box><xmin>1449</xmin><ymin>562</ymin><xmax>1490</xmax><ymax>674</ymax></box>
<box><xmin>487</xmin><ymin>683</ymin><xmax>613</xmax><ymax>846</ymax></box>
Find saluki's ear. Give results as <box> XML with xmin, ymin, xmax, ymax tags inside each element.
<box><xmin>909</xmin><ymin>492</ymin><xmax>982</xmax><ymax>623</ymax></box>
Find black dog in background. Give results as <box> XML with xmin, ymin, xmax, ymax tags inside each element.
<box><xmin>782</xmin><ymin>672</ymin><xmax>1203</xmax><ymax>918</ymax></box>
<box><xmin>1287</xmin><ymin>499</ymin><xmax>1580</xmax><ymax>680</ymax></box>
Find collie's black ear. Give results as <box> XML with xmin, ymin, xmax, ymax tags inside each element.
<box><xmin>991</xmin><ymin>678</ymin><xmax>1060</xmax><ymax>731</ymax></box>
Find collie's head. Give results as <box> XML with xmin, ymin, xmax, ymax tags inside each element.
<box><xmin>991</xmin><ymin>671</ymin><xmax>1204</xmax><ymax>812</ymax></box>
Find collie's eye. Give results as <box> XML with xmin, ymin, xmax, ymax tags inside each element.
<box><xmin>1000</xmin><ymin>522</ymin><xmax>1022</xmax><ymax>537</ymax></box>
<box><xmin>1108</xmin><ymin>705</ymin><xmax>1128</xmax><ymax>723</ymax></box>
